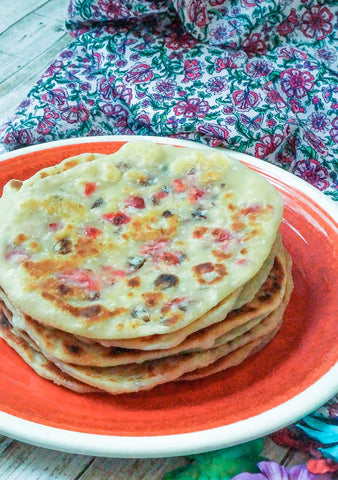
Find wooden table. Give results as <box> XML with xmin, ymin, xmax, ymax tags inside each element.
<box><xmin>0</xmin><ymin>1</ymin><xmax>312</xmax><ymax>477</ymax></box>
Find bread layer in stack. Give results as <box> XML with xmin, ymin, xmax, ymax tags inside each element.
<box><xmin>0</xmin><ymin>141</ymin><xmax>293</xmax><ymax>394</ymax></box>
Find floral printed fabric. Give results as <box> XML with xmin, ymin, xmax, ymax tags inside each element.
<box><xmin>0</xmin><ymin>0</ymin><xmax>337</xmax><ymax>201</ymax></box>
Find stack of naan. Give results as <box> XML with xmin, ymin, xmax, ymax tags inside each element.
<box><xmin>0</xmin><ymin>141</ymin><xmax>293</xmax><ymax>394</ymax></box>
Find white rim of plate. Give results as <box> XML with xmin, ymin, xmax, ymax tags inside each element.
<box><xmin>0</xmin><ymin>135</ymin><xmax>336</xmax><ymax>458</ymax></box>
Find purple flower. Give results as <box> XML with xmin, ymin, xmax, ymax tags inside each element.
<box><xmin>247</xmin><ymin>59</ymin><xmax>273</xmax><ymax>78</ymax></box>
<box><xmin>210</xmin><ymin>18</ymin><xmax>242</xmax><ymax>43</ymax></box>
<box><xmin>197</xmin><ymin>123</ymin><xmax>229</xmax><ymax>140</ymax></box>
<box><xmin>206</xmin><ymin>77</ymin><xmax>228</xmax><ymax>93</ymax></box>
<box><xmin>294</xmin><ymin>158</ymin><xmax>329</xmax><ymax>191</ymax></box>
<box><xmin>113</xmin><ymin>85</ymin><xmax>132</xmax><ymax>105</ymax></box>
<box><xmin>155</xmin><ymin>79</ymin><xmax>177</xmax><ymax>99</ymax></box>
<box><xmin>329</xmin><ymin>117</ymin><xmax>338</xmax><ymax>143</ymax></box>
<box><xmin>174</xmin><ymin>98</ymin><xmax>210</xmax><ymax>118</ymax></box>
<box><xmin>307</xmin><ymin>112</ymin><xmax>330</xmax><ymax>132</ymax></box>
<box><xmin>317</xmin><ymin>48</ymin><xmax>337</xmax><ymax>64</ymax></box>
<box><xmin>231</xmin><ymin>461</ymin><xmax>331</xmax><ymax>480</ymax></box>
<box><xmin>61</xmin><ymin>104</ymin><xmax>89</xmax><ymax>124</ymax></box>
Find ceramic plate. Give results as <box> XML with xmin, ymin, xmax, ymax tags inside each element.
<box><xmin>0</xmin><ymin>136</ymin><xmax>336</xmax><ymax>458</ymax></box>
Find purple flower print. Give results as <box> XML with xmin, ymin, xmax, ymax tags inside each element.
<box><xmin>247</xmin><ymin>59</ymin><xmax>273</xmax><ymax>78</ymax></box>
<box><xmin>125</xmin><ymin>63</ymin><xmax>153</xmax><ymax>84</ymax></box>
<box><xmin>97</xmin><ymin>77</ymin><xmax>115</xmax><ymax>101</ymax></box>
<box><xmin>317</xmin><ymin>48</ymin><xmax>337</xmax><ymax>64</ymax></box>
<box><xmin>174</xmin><ymin>98</ymin><xmax>210</xmax><ymax>118</ymax></box>
<box><xmin>206</xmin><ymin>77</ymin><xmax>228</xmax><ymax>94</ymax></box>
<box><xmin>231</xmin><ymin>461</ymin><xmax>331</xmax><ymax>480</ymax></box>
<box><xmin>307</xmin><ymin>112</ymin><xmax>329</xmax><ymax>132</ymax></box>
<box><xmin>155</xmin><ymin>79</ymin><xmax>177</xmax><ymax>99</ymax></box>
<box><xmin>329</xmin><ymin>117</ymin><xmax>338</xmax><ymax>143</ymax></box>
<box><xmin>301</xmin><ymin>5</ymin><xmax>333</xmax><ymax>41</ymax></box>
<box><xmin>197</xmin><ymin>122</ymin><xmax>229</xmax><ymax>140</ymax></box>
<box><xmin>61</xmin><ymin>103</ymin><xmax>89</xmax><ymax>124</ymax></box>
<box><xmin>294</xmin><ymin>158</ymin><xmax>329</xmax><ymax>191</ymax></box>
<box><xmin>113</xmin><ymin>85</ymin><xmax>132</xmax><ymax>104</ymax></box>
<box><xmin>210</xmin><ymin>19</ymin><xmax>242</xmax><ymax>43</ymax></box>
<box><xmin>281</xmin><ymin>68</ymin><xmax>314</xmax><ymax>99</ymax></box>
<box><xmin>102</xmin><ymin>103</ymin><xmax>128</xmax><ymax>122</ymax></box>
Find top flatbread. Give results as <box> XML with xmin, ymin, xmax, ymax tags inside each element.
<box><xmin>0</xmin><ymin>141</ymin><xmax>283</xmax><ymax>339</ymax></box>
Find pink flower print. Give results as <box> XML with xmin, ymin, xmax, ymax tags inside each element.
<box><xmin>197</xmin><ymin>123</ymin><xmax>229</xmax><ymax>140</ymax></box>
<box><xmin>290</xmin><ymin>99</ymin><xmax>305</xmax><ymax>113</ymax></box>
<box><xmin>42</xmin><ymin>60</ymin><xmax>63</xmax><ymax>78</ymax></box>
<box><xmin>183</xmin><ymin>60</ymin><xmax>202</xmax><ymax>83</ymax></box>
<box><xmin>42</xmin><ymin>88</ymin><xmax>68</xmax><ymax>110</ymax></box>
<box><xmin>210</xmin><ymin>0</ymin><xmax>226</xmax><ymax>5</ymax></box>
<box><xmin>97</xmin><ymin>0</ymin><xmax>130</xmax><ymax>19</ymax></box>
<box><xmin>216</xmin><ymin>57</ymin><xmax>237</xmax><ymax>71</ymax></box>
<box><xmin>4</xmin><ymin>129</ymin><xmax>34</xmax><ymax>146</ymax></box>
<box><xmin>125</xmin><ymin>64</ymin><xmax>153</xmax><ymax>84</ymax></box>
<box><xmin>37</xmin><ymin>108</ymin><xmax>59</xmax><ymax>135</ymax></box>
<box><xmin>294</xmin><ymin>158</ymin><xmax>329</xmax><ymax>191</ymax></box>
<box><xmin>304</xmin><ymin>131</ymin><xmax>327</xmax><ymax>155</ymax></box>
<box><xmin>113</xmin><ymin>85</ymin><xmax>132</xmax><ymax>104</ymax></box>
<box><xmin>187</xmin><ymin>0</ymin><xmax>207</xmax><ymax>27</ymax></box>
<box><xmin>264</xmin><ymin>82</ymin><xmax>287</xmax><ymax>110</ymax></box>
<box><xmin>242</xmin><ymin>0</ymin><xmax>258</xmax><ymax>6</ymax></box>
<box><xmin>233</xmin><ymin>89</ymin><xmax>259</xmax><ymax>111</ymax></box>
<box><xmin>301</xmin><ymin>5</ymin><xmax>333</xmax><ymax>41</ymax></box>
<box><xmin>281</xmin><ymin>68</ymin><xmax>314</xmax><ymax>99</ymax></box>
<box><xmin>61</xmin><ymin>103</ymin><xmax>89</xmax><ymax>124</ymax></box>
<box><xmin>242</xmin><ymin>33</ymin><xmax>266</xmax><ymax>56</ymax></box>
<box><xmin>277</xmin><ymin>8</ymin><xmax>299</xmax><ymax>36</ymax></box>
<box><xmin>166</xmin><ymin>32</ymin><xmax>197</xmax><ymax>50</ymax></box>
<box><xmin>329</xmin><ymin>117</ymin><xmax>338</xmax><ymax>143</ymax></box>
<box><xmin>255</xmin><ymin>133</ymin><xmax>284</xmax><ymax>158</ymax></box>
<box><xmin>276</xmin><ymin>21</ymin><xmax>294</xmax><ymax>36</ymax></box>
<box><xmin>307</xmin><ymin>112</ymin><xmax>329</xmax><ymax>132</ymax></box>
<box><xmin>174</xmin><ymin>98</ymin><xmax>210</xmax><ymax>118</ymax></box>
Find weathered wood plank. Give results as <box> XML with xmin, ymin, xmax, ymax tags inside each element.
<box><xmin>78</xmin><ymin>456</ymin><xmax>188</xmax><ymax>480</ymax></box>
<box><xmin>263</xmin><ymin>437</ymin><xmax>289</xmax><ymax>464</ymax></box>
<box><xmin>0</xmin><ymin>440</ymin><xmax>94</xmax><ymax>480</ymax></box>
<box><xmin>0</xmin><ymin>0</ymin><xmax>48</xmax><ymax>33</ymax></box>
<box><xmin>0</xmin><ymin>33</ymin><xmax>72</xmax><ymax>125</ymax></box>
<box><xmin>0</xmin><ymin>435</ymin><xmax>13</xmax><ymax>455</ymax></box>
<box><xmin>36</xmin><ymin>0</ymin><xmax>70</xmax><ymax>21</ymax></box>
<box><xmin>0</xmin><ymin>12</ymin><xmax>68</xmax><ymax>61</ymax></box>
<box><xmin>284</xmin><ymin>449</ymin><xmax>311</xmax><ymax>467</ymax></box>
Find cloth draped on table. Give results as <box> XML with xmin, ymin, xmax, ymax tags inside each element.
<box><xmin>0</xmin><ymin>0</ymin><xmax>337</xmax><ymax>474</ymax></box>
<box><xmin>0</xmin><ymin>0</ymin><xmax>337</xmax><ymax>200</ymax></box>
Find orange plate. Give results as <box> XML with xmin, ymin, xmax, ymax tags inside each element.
<box><xmin>0</xmin><ymin>138</ymin><xmax>336</xmax><ymax>442</ymax></box>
